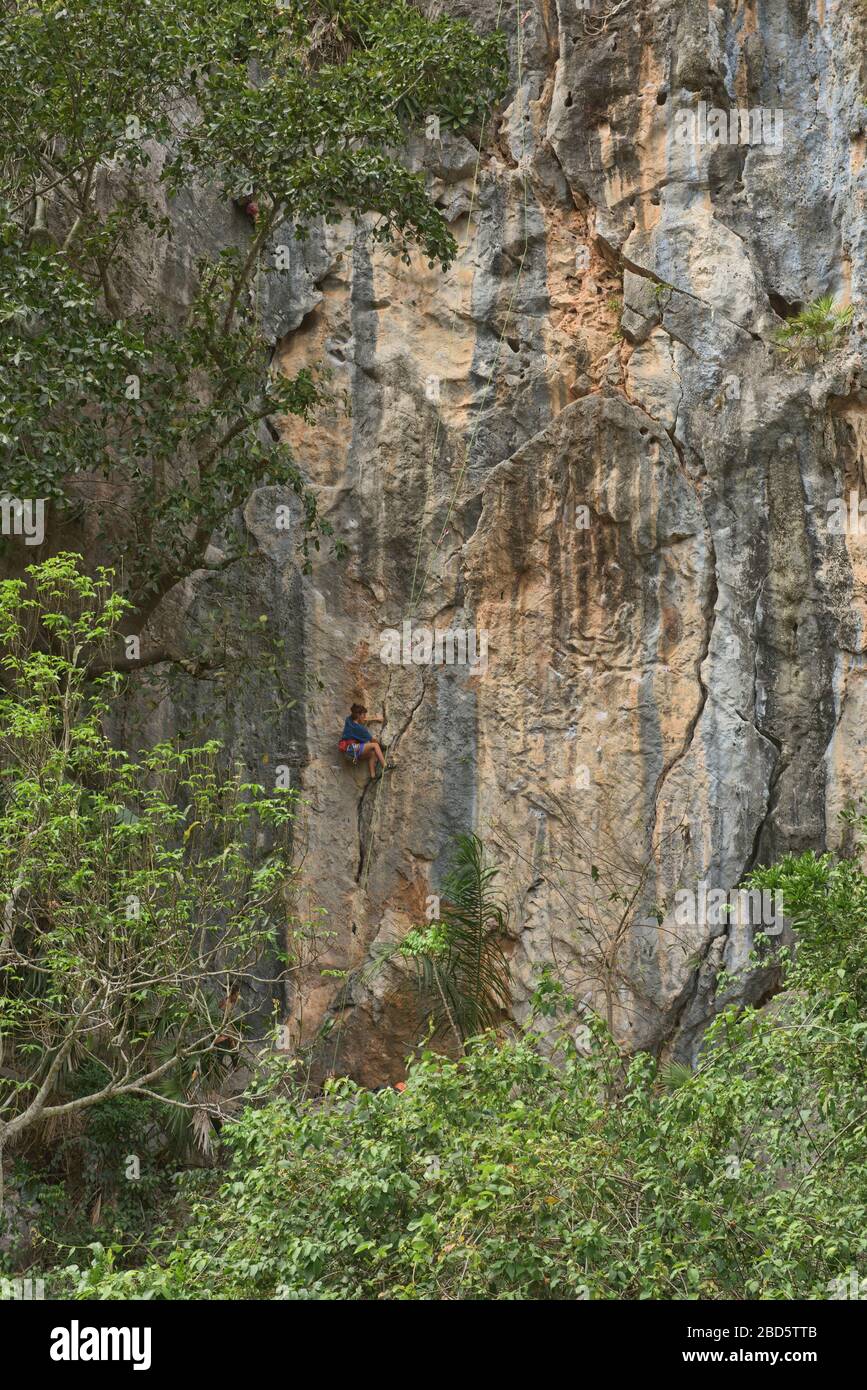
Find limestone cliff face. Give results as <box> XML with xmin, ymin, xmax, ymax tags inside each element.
<box><xmin>120</xmin><ymin>0</ymin><xmax>867</xmax><ymax>1081</ymax></box>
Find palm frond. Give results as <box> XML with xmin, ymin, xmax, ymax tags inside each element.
<box><xmin>433</xmin><ymin>834</ymin><xmax>511</xmax><ymax>1042</ymax></box>
<box><xmin>773</xmin><ymin>296</ymin><xmax>853</xmax><ymax>366</ymax></box>
<box><xmin>359</xmin><ymin>834</ymin><xmax>512</xmax><ymax>1049</ymax></box>
<box><xmin>658</xmin><ymin>1060</ymin><xmax>693</xmax><ymax>1091</ymax></box>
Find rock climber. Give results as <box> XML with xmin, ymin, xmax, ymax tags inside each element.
<box><xmin>339</xmin><ymin>703</ymin><xmax>387</xmax><ymax>780</ymax></box>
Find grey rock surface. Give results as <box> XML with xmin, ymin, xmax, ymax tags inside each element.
<box><xmin>113</xmin><ymin>0</ymin><xmax>867</xmax><ymax>1081</ymax></box>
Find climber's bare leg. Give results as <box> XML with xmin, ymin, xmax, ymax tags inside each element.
<box><xmin>360</xmin><ymin>744</ymin><xmax>383</xmax><ymax>779</ymax></box>
<box><xmin>361</xmin><ymin>745</ymin><xmax>380</xmax><ymax>778</ymax></box>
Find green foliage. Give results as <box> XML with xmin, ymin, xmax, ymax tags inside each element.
<box><xmin>54</xmin><ymin>821</ymin><xmax>867</xmax><ymax>1300</ymax></box>
<box><xmin>0</xmin><ymin>555</ymin><xmax>300</xmax><ymax>1165</ymax></box>
<box><xmin>6</xmin><ymin>1071</ymin><xmax>176</xmax><ymax>1270</ymax></box>
<box><xmin>0</xmin><ymin>0</ymin><xmax>507</xmax><ymax>610</ymax></box>
<box><xmin>429</xmin><ymin>833</ymin><xmax>511</xmax><ymax>1041</ymax></box>
<box><xmin>750</xmin><ymin>828</ymin><xmax>867</xmax><ymax>1013</ymax></box>
<box><xmin>365</xmin><ymin>833</ymin><xmax>511</xmax><ymax>1046</ymax></box>
<box><xmin>773</xmin><ymin>295</ymin><xmax>854</xmax><ymax>367</ymax></box>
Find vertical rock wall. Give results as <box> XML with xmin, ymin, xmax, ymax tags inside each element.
<box><xmin>121</xmin><ymin>0</ymin><xmax>867</xmax><ymax>1081</ymax></box>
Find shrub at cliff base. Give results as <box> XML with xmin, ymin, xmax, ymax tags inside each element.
<box><xmin>59</xmin><ymin>840</ymin><xmax>867</xmax><ymax>1300</ymax></box>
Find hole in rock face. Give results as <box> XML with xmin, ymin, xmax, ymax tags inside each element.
<box><xmin>708</xmin><ymin>143</ymin><xmax>746</xmax><ymax>198</ymax></box>
<box><xmin>768</xmin><ymin>291</ymin><xmax>803</xmax><ymax>320</ymax></box>
<box><xmin>565</xmin><ymin>91</ymin><xmax>573</xmax><ymax>108</ymax></box>
<box><xmin>656</xmin><ymin>88</ymin><xmax>668</xmax><ymax>105</ymax></box>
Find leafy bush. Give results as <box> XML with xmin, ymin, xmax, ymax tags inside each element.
<box><xmin>3</xmin><ymin>1079</ymin><xmax>176</xmax><ymax>1275</ymax></box>
<box><xmin>57</xmin><ymin>829</ymin><xmax>867</xmax><ymax>1299</ymax></box>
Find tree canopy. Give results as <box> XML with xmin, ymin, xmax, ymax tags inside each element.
<box><xmin>0</xmin><ymin>0</ymin><xmax>507</xmax><ymax>619</ymax></box>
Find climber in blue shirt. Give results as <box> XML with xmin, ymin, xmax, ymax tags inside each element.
<box><xmin>338</xmin><ymin>703</ymin><xmax>387</xmax><ymax>779</ymax></box>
